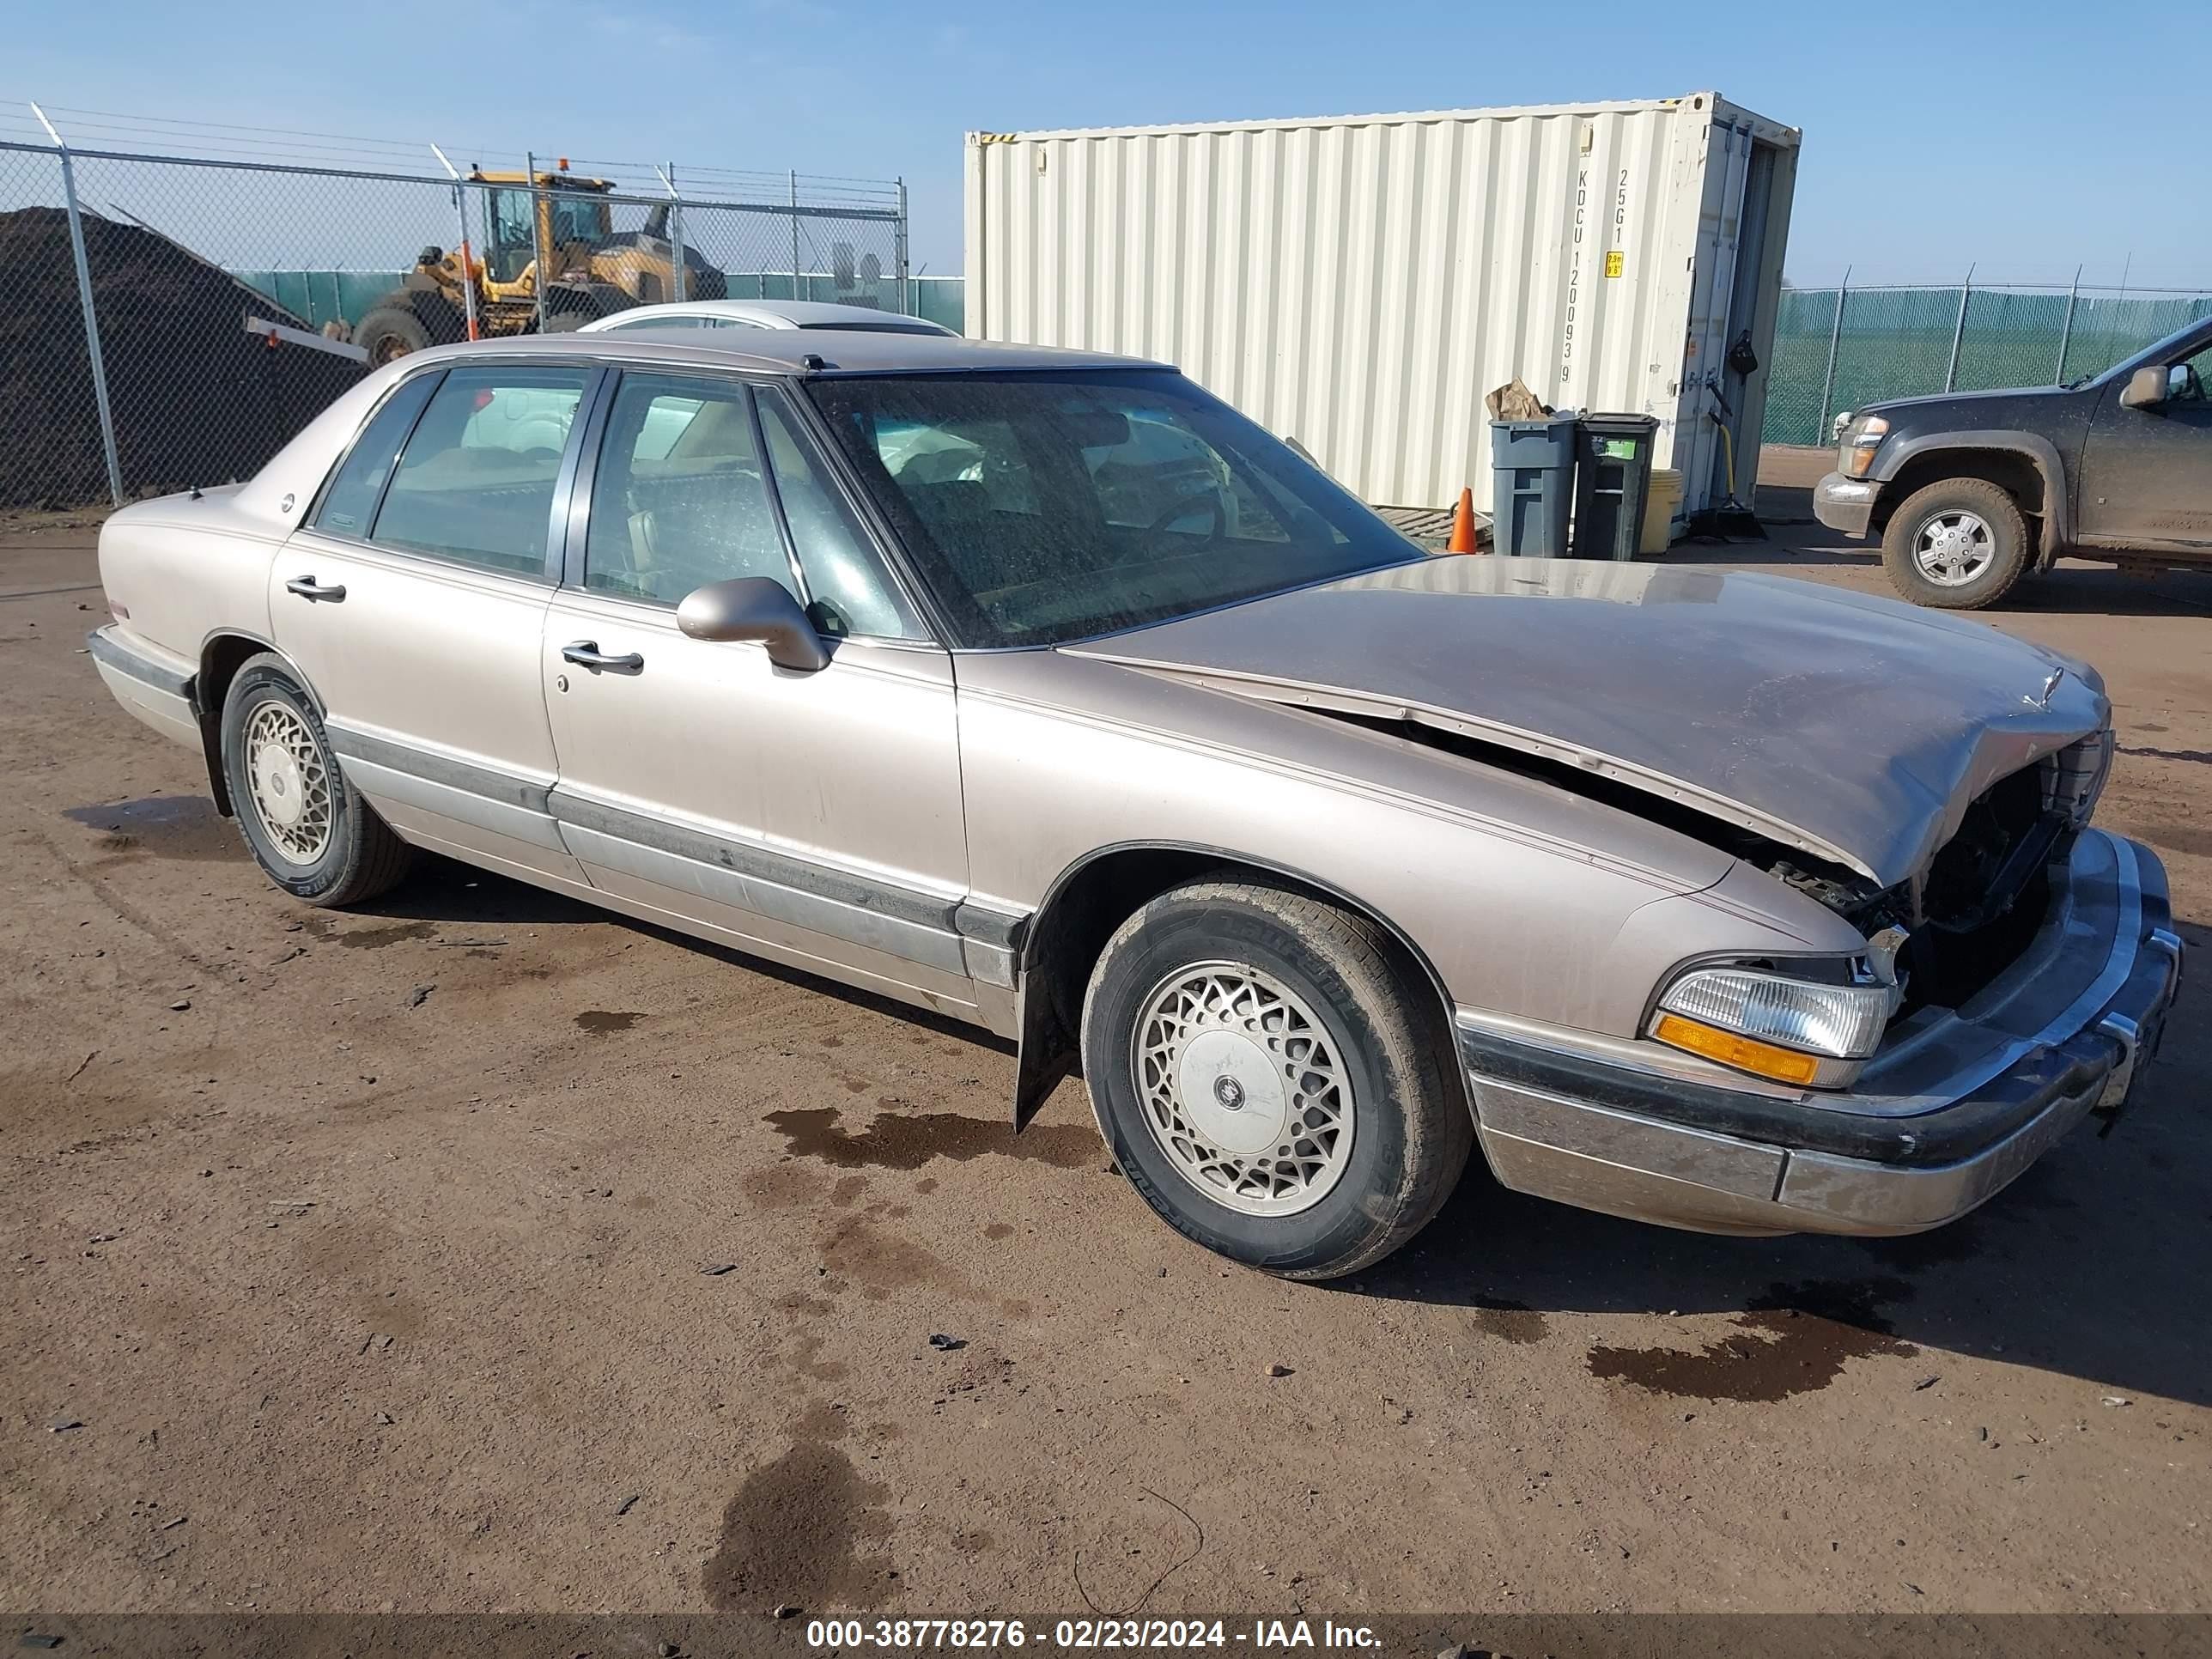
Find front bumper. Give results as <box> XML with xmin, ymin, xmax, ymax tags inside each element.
<box><xmin>1459</xmin><ymin>830</ymin><xmax>2183</xmax><ymax>1236</ymax></box>
<box><xmin>1813</xmin><ymin>470</ymin><xmax>1877</xmax><ymax>538</ymax></box>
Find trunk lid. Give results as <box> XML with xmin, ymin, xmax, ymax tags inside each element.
<box><xmin>1064</xmin><ymin>557</ymin><xmax>2107</xmax><ymax>887</ymax></box>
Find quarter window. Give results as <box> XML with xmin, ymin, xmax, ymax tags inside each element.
<box><xmin>583</xmin><ymin>374</ymin><xmax>792</xmax><ymax>605</ymax></box>
<box><xmin>313</xmin><ymin>372</ymin><xmax>440</xmax><ymax>538</ymax></box>
<box><xmin>369</xmin><ymin>367</ymin><xmax>590</xmax><ymax>576</ymax></box>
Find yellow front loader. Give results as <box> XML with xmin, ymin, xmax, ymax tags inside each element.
<box><xmin>350</xmin><ymin>167</ymin><xmax>723</xmax><ymax>365</ymax></box>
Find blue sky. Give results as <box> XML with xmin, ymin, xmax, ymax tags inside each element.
<box><xmin>8</xmin><ymin>0</ymin><xmax>2205</xmax><ymax>289</ymax></box>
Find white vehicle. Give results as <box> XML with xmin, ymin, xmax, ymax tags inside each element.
<box><xmin>580</xmin><ymin>299</ymin><xmax>955</xmax><ymax>337</ymax></box>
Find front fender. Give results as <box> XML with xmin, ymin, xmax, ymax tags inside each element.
<box><xmin>1872</xmin><ymin>428</ymin><xmax>2072</xmax><ymax>556</ymax></box>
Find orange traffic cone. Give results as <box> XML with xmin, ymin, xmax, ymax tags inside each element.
<box><xmin>1446</xmin><ymin>486</ymin><xmax>1480</xmax><ymax>553</ymax></box>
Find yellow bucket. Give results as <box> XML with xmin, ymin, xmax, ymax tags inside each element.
<box><xmin>1641</xmin><ymin>468</ymin><xmax>1684</xmax><ymax>555</ymax></box>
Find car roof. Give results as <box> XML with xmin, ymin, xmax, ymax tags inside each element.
<box><xmin>393</xmin><ymin>330</ymin><xmax>1169</xmax><ymax>376</ymax></box>
<box><xmin>580</xmin><ymin>298</ymin><xmax>956</xmax><ymax>333</ymax></box>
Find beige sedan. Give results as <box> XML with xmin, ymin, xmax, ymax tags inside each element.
<box><xmin>89</xmin><ymin>330</ymin><xmax>2181</xmax><ymax>1278</ymax></box>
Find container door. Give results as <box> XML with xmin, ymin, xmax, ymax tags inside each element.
<box><xmin>1673</xmin><ymin>120</ymin><xmax>1755</xmax><ymax>520</ymax></box>
<box><xmin>1714</xmin><ymin>143</ymin><xmax>1779</xmax><ymax>507</ymax></box>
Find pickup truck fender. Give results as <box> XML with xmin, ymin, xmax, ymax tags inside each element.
<box><xmin>1871</xmin><ymin>429</ymin><xmax>2073</xmax><ymax>562</ymax></box>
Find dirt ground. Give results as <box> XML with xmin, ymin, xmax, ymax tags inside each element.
<box><xmin>3</xmin><ymin>457</ymin><xmax>2208</xmax><ymax>1626</ymax></box>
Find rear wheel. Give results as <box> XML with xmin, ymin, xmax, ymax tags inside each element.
<box><xmin>1881</xmin><ymin>477</ymin><xmax>2032</xmax><ymax>610</ymax></box>
<box><xmin>221</xmin><ymin>654</ymin><xmax>410</xmax><ymax>907</ymax></box>
<box><xmin>351</xmin><ymin>305</ymin><xmax>432</xmax><ymax>367</ymax></box>
<box><xmin>1080</xmin><ymin>880</ymin><xmax>1471</xmax><ymax>1279</ymax></box>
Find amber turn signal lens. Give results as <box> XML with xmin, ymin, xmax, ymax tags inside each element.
<box><xmin>1651</xmin><ymin>1012</ymin><xmax>1821</xmax><ymax>1085</ymax></box>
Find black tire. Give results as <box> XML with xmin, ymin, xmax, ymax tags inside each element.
<box><xmin>1079</xmin><ymin>880</ymin><xmax>1472</xmax><ymax>1280</ymax></box>
<box><xmin>220</xmin><ymin>653</ymin><xmax>411</xmax><ymax>907</ymax></box>
<box><xmin>352</xmin><ymin>305</ymin><xmax>433</xmax><ymax>367</ymax></box>
<box><xmin>540</xmin><ymin>281</ymin><xmax>623</xmax><ymax>332</ymax></box>
<box><xmin>1880</xmin><ymin>477</ymin><xmax>2033</xmax><ymax>610</ymax></box>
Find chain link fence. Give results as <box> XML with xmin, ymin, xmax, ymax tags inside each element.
<box><xmin>1763</xmin><ymin>279</ymin><xmax>2212</xmax><ymax>447</ymax></box>
<box><xmin>0</xmin><ymin>131</ymin><xmax>910</xmax><ymax>511</ymax></box>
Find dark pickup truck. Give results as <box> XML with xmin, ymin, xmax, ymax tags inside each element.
<box><xmin>1814</xmin><ymin>314</ymin><xmax>2212</xmax><ymax>608</ymax></box>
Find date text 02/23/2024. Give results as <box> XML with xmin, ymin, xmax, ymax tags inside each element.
<box><xmin>805</xmin><ymin>1618</ymin><xmax>1382</xmax><ymax>1650</ymax></box>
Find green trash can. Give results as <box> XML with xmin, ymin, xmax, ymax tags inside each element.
<box><xmin>1571</xmin><ymin>413</ymin><xmax>1661</xmax><ymax>561</ymax></box>
<box><xmin>1488</xmin><ymin>416</ymin><xmax>1578</xmax><ymax>558</ymax></box>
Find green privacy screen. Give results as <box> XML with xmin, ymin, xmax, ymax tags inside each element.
<box><xmin>1762</xmin><ymin>283</ymin><xmax>2212</xmax><ymax>447</ymax></box>
<box><xmin>230</xmin><ymin>270</ymin><xmax>968</xmax><ymax>336</ymax></box>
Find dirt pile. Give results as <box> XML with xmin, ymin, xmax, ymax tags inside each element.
<box><xmin>0</xmin><ymin>207</ymin><xmax>365</xmax><ymax>509</ymax></box>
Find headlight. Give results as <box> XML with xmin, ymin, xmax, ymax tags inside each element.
<box><xmin>1650</xmin><ymin>963</ymin><xmax>1898</xmax><ymax>1089</ymax></box>
<box><xmin>1838</xmin><ymin>414</ymin><xmax>1888</xmax><ymax>478</ymax></box>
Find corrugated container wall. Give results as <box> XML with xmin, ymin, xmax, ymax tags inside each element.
<box><xmin>965</xmin><ymin>94</ymin><xmax>1799</xmax><ymax>521</ymax></box>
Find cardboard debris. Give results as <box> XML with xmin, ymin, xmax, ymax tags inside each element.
<box><xmin>1485</xmin><ymin>379</ymin><xmax>1552</xmax><ymax>422</ymax></box>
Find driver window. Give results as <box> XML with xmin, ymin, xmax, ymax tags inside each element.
<box><xmin>486</xmin><ymin>190</ymin><xmax>534</xmax><ymax>282</ymax></box>
<box><xmin>583</xmin><ymin>374</ymin><xmax>793</xmax><ymax>605</ymax></box>
<box><xmin>756</xmin><ymin>387</ymin><xmax>925</xmax><ymax>640</ymax></box>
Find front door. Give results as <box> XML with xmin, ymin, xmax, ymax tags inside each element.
<box><xmin>2077</xmin><ymin>332</ymin><xmax>2212</xmax><ymax>551</ymax></box>
<box><xmin>539</xmin><ymin>368</ymin><xmax>979</xmax><ymax>1018</ymax></box>
<box><xmin>275</xmin><ymin>361</ymin><xmax>596</xmax><ymax>880</ymax></box>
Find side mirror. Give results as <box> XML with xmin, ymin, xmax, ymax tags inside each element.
<box><xmin>2119</xmin><ymin>365</ymin><xmax>2170</xmax><ymax>410</ymax></box>
<box><xmin>677</xmin><ymin>576</ymin><xmax>830</xmax><ymax>672</ymax></box>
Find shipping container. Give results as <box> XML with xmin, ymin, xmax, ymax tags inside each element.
<box><xmin>964</xmin><ymin>93</ymin><xmax>1799</xmax><ymax>526</ymax></box>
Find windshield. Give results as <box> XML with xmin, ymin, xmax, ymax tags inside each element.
<box><xmin>805</xmin><ymin>369</ymin><xmax>1421</xmax><ymax>648</ymax></box>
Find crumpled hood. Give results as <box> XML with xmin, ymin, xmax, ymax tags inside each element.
<box><xmin>1065</xmin><ymin>557</ymin><xmax>2109</xmax><ymax>888</ymax></box>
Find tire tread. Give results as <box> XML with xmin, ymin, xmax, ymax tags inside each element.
<box><xmin>1082</xmin><ymin>878</ymin><xmax>1472</xmax><ymax>1280</ymax></box>
<box><xmin>1880</xmin><ymin>477</ymin><xmax>2033</xmax><ymax>610</ymax></box>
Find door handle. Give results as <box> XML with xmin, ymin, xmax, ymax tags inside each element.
<box><xmin>561</xmin><ymin>640</ymin><xmax>644</xmax><ymax>674</ymax></box>
<box><xmin>285</xmin><ymin>575</ymin><xmax>346</xmax><ymax>602</ymax></box>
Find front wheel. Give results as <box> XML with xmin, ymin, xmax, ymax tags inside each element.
<box><xmin>351</xmin><ymin>305</ymin><xmax>432</xmax><ymax>367</ymax></box>
<box><xmin>1880</xmin><ymin>477</ymin><xmax>2033</xmax><ymax>610</ymax></box>
<box><xmin>1080</xmin><ymin>880</ymin><xmax>1472</xmax><ymax>1279</ymax></box>
<box><xmin>220</xmin><ymin>654</ymin><xmax>411</xmax><ymax>907</ymax></box>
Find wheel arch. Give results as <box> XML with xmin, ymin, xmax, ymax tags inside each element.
<box><xmin>192</xmin><ymin>631</ymin><xmax>322</xmax><ymax>816</ymax></box>
<box><xmin>1872</xmin><ymin>431</ymin><xmax>2071</xmax><ymax>562</ymax></box>
<box><xmin>1011</xmin><ymin>841</ymin><xmax>1470</xmax><ymax>1138</ymax></box>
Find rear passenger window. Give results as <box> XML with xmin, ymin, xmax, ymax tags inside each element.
<box><xmin>369</xmin><ymin>367</ymin><xmax>590</xmax><ymax>576</ymax></box>
<box><xmin>313</xmin><ymin>372</ymin><xmax>440</xmax><ymax>538</ymax></box>
<box><xmin>584</xmin><ymin>374</ymin><xmax>791</xmax><ymax>605</ymax></box>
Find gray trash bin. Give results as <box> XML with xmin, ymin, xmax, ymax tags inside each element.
<box><xmin>1571</xmin><ymin>413</ymin><xmax>1660</xmax><ymax>561</ymax></box>
<box><xmin>1489</xmin><ymin>416</ymin><xmax>1577</xmax><ymax>558</ymax></box>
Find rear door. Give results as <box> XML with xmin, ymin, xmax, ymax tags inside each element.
<box><xmin>274</xmin><ymin>361</ymin><xmax>597</xmax><ymax>878</ymax></box>
<box><xmin>2077</xmin><ymin>332</ymin><xmax>2212</xmax><ymax>552</ymax></box>
<box><xmin>539</xmin><ymin>368</ymin><xmax>981</xmax><ymax>1018</ymax></box>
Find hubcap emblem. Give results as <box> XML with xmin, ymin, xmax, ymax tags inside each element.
<box><xmin>1213</xmin><ymin>1075</ymin><xmax>1245</xmax><ymax>1111</ymax></box>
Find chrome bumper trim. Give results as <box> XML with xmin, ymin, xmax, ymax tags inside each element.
<box><xmin>1459</xmin><ymin>833</ymin><xmax>2182</xmax><ymax>1236</ymax></box>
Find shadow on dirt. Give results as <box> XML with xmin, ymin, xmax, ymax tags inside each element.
<box><xmin>349</xmin><ymin>854</ymin><xmax>1008</xmax><ymax>1052</ymax></box>
<box><xmin>281</xmin><ymin>841</ymin><xmax>2212</xmax><ymax>1409</ymax></box>
<box><xmin>1349</xmin><ymin>916</ymin><xmax>2212</xmax><ymax>1408</ymax></box>
<box><xmin>1700</xmin><ymin>495</ymin><xmax>2212</xmax><ymax>617</ymax></box>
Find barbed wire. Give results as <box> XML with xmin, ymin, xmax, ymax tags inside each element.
<box><xmin>1</xmin><ymin>97</ymin><xmax>900</xmax><ymax>210</ymax></box>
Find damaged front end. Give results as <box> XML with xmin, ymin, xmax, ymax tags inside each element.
<box><xmin>1740</xmin><ymin>726</ymin><xmax>2117</xmax><ymax>1025</ymax></box>
<box><xmin>1447</xmin><ymin>720</ymin><xmax>2178</xmax><ymax>1238</ymax></box>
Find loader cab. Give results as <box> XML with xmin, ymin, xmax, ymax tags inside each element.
<box><xmin>474</xmin><ymin>170</ymin><xmax>615</xmax><ymax>287</ymax></box>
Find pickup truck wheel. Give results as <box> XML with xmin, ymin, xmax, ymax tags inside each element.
<box><xmin>1080</xmin><ymin>880</ymin><xmax>1471</xmax><ymax>1280</ymax></box>
<box><xmin>1881</xmin><ymin>478</ymin><xmax>2032</xmax><ymax>610</ymax></box>
<box><xmin>220</xmin><ymin>654</ymin><xmax>411</xmax><ymax>907</ymax></box>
